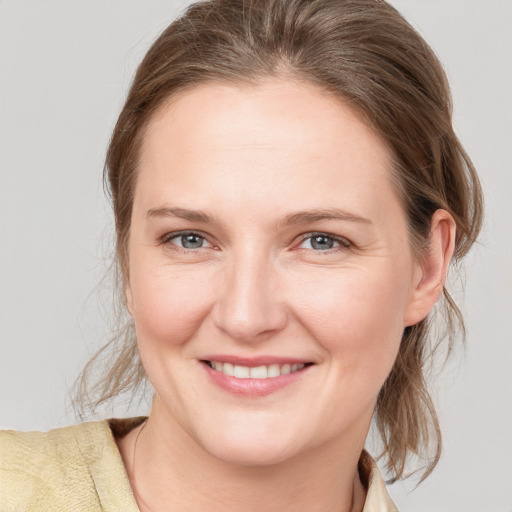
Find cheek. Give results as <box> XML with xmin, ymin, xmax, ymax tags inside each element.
<box><xmin>290</xmin><ymin>265</ymin><xmax>409</xmax><ymax>370</ymax></box>
<box><xmin>130</xmin><ymin>265</ymin><xmax>214</xmax><ymax>348</ymax></box>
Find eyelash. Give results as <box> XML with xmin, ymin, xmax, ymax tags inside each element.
<box><xmin>296</xmin><ymin>232</ymin><xmax>352</xmax><ymax>253</ymax></box>
<box><xmin>160</xmin><ymin>230</ymin><xmax>214</xmax><ymax>254</ymax></box>
<box><xmin>159</xmin><ymin>230</ymin><xmax>352</xmax><ymax>254</ymax></box>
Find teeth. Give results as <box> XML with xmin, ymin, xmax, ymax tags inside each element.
<box><xmin>250</xmin><ymin>365</ymin><xmax>267</xmax><ymax>379</ymax></box>
<box><xmin>233</xmin><ymin>365</ymin><xmax>250</xmax><ymax>379</ymax></box>
<box><xmin>208</xmin><ymin>361</ymin><xmax>307</xmax><ymax>379</ymax></box>
<box><xmin>267</xmin><ymin>364</ymin><xmax>280</xmax><ymax>378</ymax></box>
<box><xmin>223</xmin><ymin>362</ymin><xmax>234</xmax><ymax>376</ymax></box>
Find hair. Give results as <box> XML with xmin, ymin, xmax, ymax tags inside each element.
<box><xmin>75</xmin><ymin>0</ymin><xmax>483</xmax><ymax>483</ymax></box>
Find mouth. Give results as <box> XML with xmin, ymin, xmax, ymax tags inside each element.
<box><xmin>202</xmin><ymin>360</ymin><xmax>313</xmax><ymax>379</ymax></box>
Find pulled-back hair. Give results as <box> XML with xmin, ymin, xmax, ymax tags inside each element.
<box><xmin>76</xmin><ymin>0</ymin><xmax>483</xmax><ymax>482</ymax></box>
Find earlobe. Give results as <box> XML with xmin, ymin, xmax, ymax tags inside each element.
<box><xmin>404</xmin><ymin>209</ymin><xmax>456</xmax><ymax>327</ymax></box>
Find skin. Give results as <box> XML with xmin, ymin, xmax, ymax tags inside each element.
<box><xmin>117</xmin><ymin>79</ymin><xmax>455</xmax><ymax>512</ymax></box>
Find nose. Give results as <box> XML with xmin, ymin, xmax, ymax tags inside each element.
<box><xmin>212</xmin><ymin>249</ymin><xmax>288</xmax><ymax>344</ymax></box>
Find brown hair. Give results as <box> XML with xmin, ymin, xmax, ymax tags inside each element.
<box><xmin>76</xmin><ymin>0</ymin><xmax>483</xmax><ymax>482</ymax></box>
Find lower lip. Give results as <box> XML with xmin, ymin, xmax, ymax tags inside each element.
<box><xmin>201</xmin><ymin>362</ymin><xmax>312</xmax><ymax>397</ymax></box>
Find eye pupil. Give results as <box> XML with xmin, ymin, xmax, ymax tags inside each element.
<box><xmin>181</xmin><ymin>234</ymin><xmax>203</xmax><ymax>249</ymax></box>
<box><xmin>311</xmin><ymin>235</ymin><xmax>334</xmax><ymax>250</ymax></box>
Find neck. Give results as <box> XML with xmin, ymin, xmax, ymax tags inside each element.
<box><xmin>118</xmin><ymin>401</ymin><xmax>369</xmax><ymax>512</ymax></box>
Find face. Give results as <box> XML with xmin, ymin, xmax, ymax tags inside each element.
<box><xmin>126</xmin><ymin>79</ymin><xmax>427</xmax><ymax>466</ymax></box>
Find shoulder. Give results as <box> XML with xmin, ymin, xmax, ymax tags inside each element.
<box><xmin>360</xmin><ymin>451</ymin><xmax>398</xmax><ymax>512</ymax></box>
<box><xmin>0</xmin><ymin>419</ymin><xmax>142</xmax><ymax>512</ymax></box>
<box><xmin>0</xmin><ymin>421</ymin><xmax>109</xmax><ymax>511</ymax></box>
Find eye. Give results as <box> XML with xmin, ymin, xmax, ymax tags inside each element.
<box><xmin>163</xmin><ymin>231</ymin><xmax>213</xmax><ymax>250</ymax></box>
<box><xmin>297</xmin><ymin>232</ymin><xmax>350</xmax><ymax>251</ymax></box>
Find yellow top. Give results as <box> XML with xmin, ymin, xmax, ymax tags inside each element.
<box><xmin>0</xmin><ymin>418</ymin><xmax>397</xmax><ymax>511</ymax></box>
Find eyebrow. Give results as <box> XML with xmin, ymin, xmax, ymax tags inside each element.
<box><xmin>146</xmin><ymin>206</ymin><xmax>372</xmax><ymax>226</ymax></box>
<box><xmin>281</xmin><ymin>208</ymin><xmax>372</xmax><ymax>226</ymax></box>
<box><xmin>146</xmin><ymin>207</ymin><xmax>214</xmax><ymax>223</ymax></box>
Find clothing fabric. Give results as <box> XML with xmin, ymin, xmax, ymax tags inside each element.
<box><xmin>0</xmin><ymin>418</ymin><xmax>397</xmax><ymax>511</ymax></box>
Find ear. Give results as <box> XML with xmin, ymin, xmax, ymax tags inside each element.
<box><xmin>404</xmin><ymin>209</ymin><xmax>456</xmax><ymax>327</ymax></box>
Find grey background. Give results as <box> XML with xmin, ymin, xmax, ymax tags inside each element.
<box><xmin>1</xmin><ymin>1</ymin><xmax>511</xmax><ymax>510</ymax></box>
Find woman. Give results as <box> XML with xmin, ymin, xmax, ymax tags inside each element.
<box><xmin>0</xmin><ymin>0</ymin><xmax>483</xmax><ymax>510</ymax></box>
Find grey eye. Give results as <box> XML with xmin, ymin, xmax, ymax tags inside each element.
<box><xmin>297</xmin><ymin>233</ymin><xmax>349</xmax><ymax>251</ymax></box>
<box><xmin>179</xmin><ymin>233</ymin><xmax>206</xmax><ymax>249</ymax></box>
<box><xmin>310</xmin><ymin>234</ymin><xmax>336</xmax><ymax>250</ymax></box>
<box><xmin>166</xmin><ymin>232</ymin><xmax>212</xmax><ymax>249</ymax></box>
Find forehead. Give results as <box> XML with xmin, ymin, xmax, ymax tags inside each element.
<box><xmin>136</xmin><ymin>79</ymin><xmax>401</xmax><ymax>225</ymax></box>
<box><xmin>142</xmin><ymin>78</ymin><xmax>389</xmax><ymax>166</ymax></box>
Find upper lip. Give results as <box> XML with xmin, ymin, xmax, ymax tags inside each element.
<box><xmin>200</xmin><ymin>355</ymin><xmax>313</xmax><ymax>367</ymax></box>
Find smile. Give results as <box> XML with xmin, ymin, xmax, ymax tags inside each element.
<box><xmin>205</xmin><ymin>361</ymin><xmax>307</xmax><ymax>379</ymax></box>
<box><xmin>201</xmin><ymin>357</ymin><xmax>314</xmax><ymax>396</ymax></box>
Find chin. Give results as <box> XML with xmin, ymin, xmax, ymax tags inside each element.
<box><xmin>197</xmin><ymin>426</ymin><xmax>303</xmax><ymax>467</ymax></box>
<box><xmin>207</xmin><ymin>442</ymin><xmax>297</xmax><ymax>467</ymax></box>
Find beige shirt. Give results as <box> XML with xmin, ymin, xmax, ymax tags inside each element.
<box><xmin>0</xmin><ymin>418</ymin><xmax>397</xmax><ymax>511</ymax></box>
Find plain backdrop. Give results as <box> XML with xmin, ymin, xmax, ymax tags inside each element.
<box><xmin>1</xmin><ymin>1</ymin><xmax>511</xmax><ymax>511</ymax></box>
